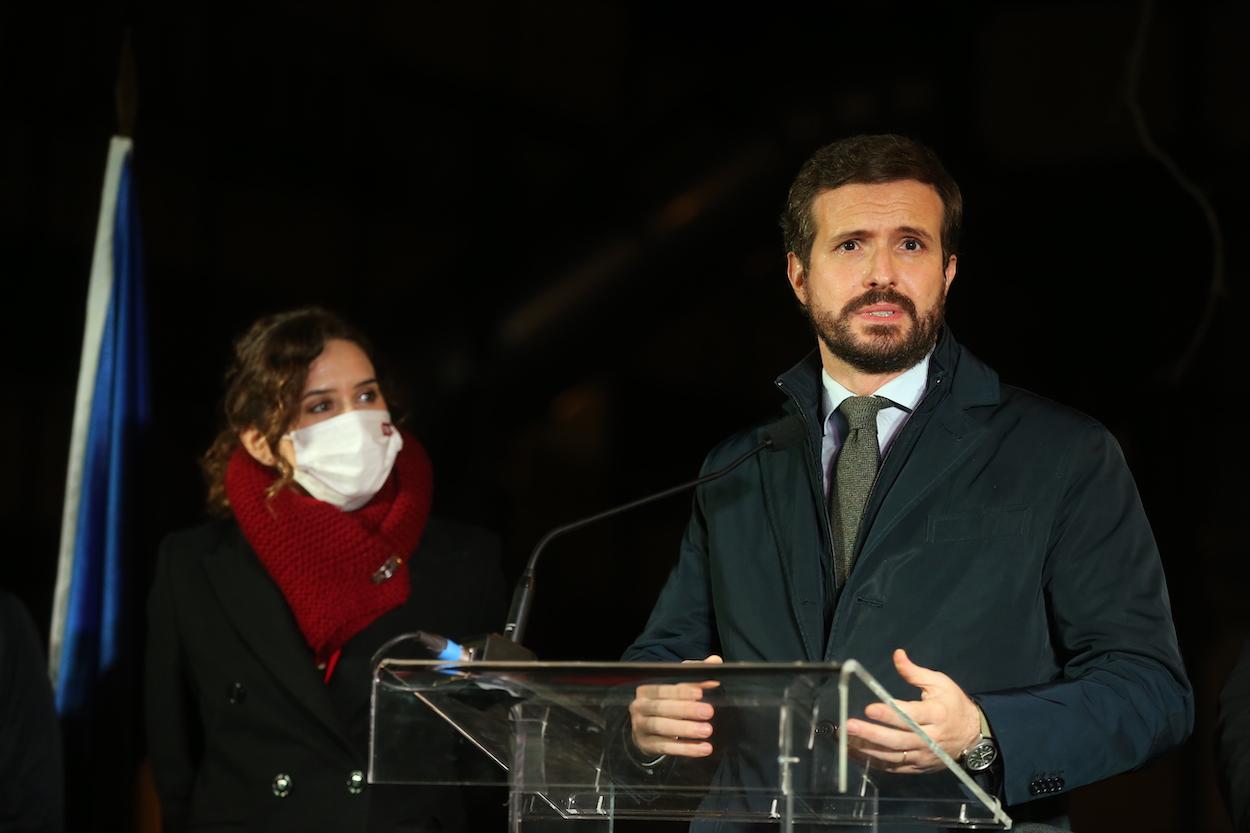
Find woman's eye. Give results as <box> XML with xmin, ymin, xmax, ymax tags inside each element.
<box><xmin>307</xmin><ymin>400</ymin><xmax>331</xmax><ymax>414</ymax></box>
<box><xmin>358</xmin><ymin>388</ymin><xmax>379</xmax><ymax>404</ymax></box>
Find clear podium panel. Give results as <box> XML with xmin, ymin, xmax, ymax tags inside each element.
<box><xmin>371</xmin><ymin>647</ymin><xmax>1011</xmax><ymax>829</ymax></box>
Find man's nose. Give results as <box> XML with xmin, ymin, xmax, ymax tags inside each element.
<box><xmin>865</xmin><ymin>247</ymin><xmax>898</xmax><ymax>287</ymax></box>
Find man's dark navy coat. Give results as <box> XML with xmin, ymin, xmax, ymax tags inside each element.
<box><xmin>624</xmin><ymin>328</ymin><xmax>1192</xmax><ymax>809</ymax></box>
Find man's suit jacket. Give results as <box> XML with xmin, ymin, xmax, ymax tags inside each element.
<box><xmin>145</xmin><ymin>515</ymin><xmax>505</xmax><ymax>833</ymax></box>
<box><xmin>624</xmin><ymin>328</ymin><xmax>1192</xmax><ymax>811</ymax></box>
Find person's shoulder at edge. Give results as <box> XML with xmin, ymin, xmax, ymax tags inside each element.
<box><xmin>0</xmin><ymin>587</ymin><xmax>25</xmax><ymax>625</ymax></box>
<box><xmin>0</xmin><ymin>589</ymin><xmax>42</xmax><ymax>654</ymax></box>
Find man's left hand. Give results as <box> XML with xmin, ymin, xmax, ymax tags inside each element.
<box><xmin>843</xmin><ymin>648</ymin><xmax>982</xmax><ymax>773</ymax></box>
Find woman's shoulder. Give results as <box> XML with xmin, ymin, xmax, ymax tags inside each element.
<box><xmin>158</xmin><ymin>516</ymin><xmax>244</xmax><ymax>564</ymax></box>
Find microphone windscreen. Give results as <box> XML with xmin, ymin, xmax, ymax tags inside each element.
<box><xmin>762</xmin><ymin>415</ymin><xmax>805</xmax><ymax>451</ymax></box>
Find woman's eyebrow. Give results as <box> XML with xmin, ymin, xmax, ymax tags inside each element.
<box><xmin>302</xmin><ymin>378</ymin><xmax>378</xmax><ymax>399</ymax></box>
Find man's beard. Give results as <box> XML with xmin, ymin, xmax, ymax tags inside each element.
<box><xmin>803</xmin><ymin>287</ymin><xmax>944</xmax><ymax>375</ymax></box>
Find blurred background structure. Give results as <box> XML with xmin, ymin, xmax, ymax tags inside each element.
<box><xmin>1</xmin><ymin>2</ymin><xmax>1245</xmax><ymax>830</ymax></box>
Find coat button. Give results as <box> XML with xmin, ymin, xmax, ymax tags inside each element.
<box><xmin>347</xmin><ymin>770</ymin><xmax>365</xmax><ymax>795</ymax></box>
<box><xmin>227</xmin><ymin>682</ymin><xmax>246</xmax><ymax>704</ymax></box>
<box><xmin>814</xmin><ymin>721</ymin><xmax>837</xmax><ymax>737</ymax></box>
<box><xmin>272</xmin><ymin>773</ymin><xmax>292</xmax><ymax>797</ymax></box>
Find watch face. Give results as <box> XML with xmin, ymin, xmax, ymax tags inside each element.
<box><xmin>964</xmin><ymin>739</ymin><xmax>998</xmax><ymax>772</ymax></box>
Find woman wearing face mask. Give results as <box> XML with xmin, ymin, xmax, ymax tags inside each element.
<box><xmin>145</xmin><ymin>308</ymin><xmax>505</xmax><ymax>833</ymax></box>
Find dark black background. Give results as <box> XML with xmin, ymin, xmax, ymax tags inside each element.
<box><xmin>1</xmin><ymin>2</ymin><xmax>1246</xmax><ymax>830</ymax></box>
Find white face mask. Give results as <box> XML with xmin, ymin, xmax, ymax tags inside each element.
<box><xmin>286</xmin><ymin>409</ymin><xmax>403</xmax><ymax>511</ymax></box>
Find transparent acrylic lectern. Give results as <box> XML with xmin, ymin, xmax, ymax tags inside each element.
<box><xmin>370</xmin><ymin>646</ymin><xmax>1012</xmax><ymax>830</ymax></box>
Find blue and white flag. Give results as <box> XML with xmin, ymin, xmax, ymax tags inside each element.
<box><xmin>49</xmin><ymin>136</ymin><xmax>151</xmax><ymax>715</ymax></box>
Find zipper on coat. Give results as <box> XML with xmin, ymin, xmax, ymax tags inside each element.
<box><xmin>846</xmin><ymin>373</ymin><xmax>945</xmax><ymax>574</ymax></box>
<box><xmin>778</xmin><ymin>368</ymin><xmax>948</xmax><ymax>660</ymax></box>
<box><xmin>774</xmin><ymin>379</ymin><xmax>839</xmax><ymax>609</ymax></box>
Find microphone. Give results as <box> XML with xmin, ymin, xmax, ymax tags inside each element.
<box><xmin>501</xmin><ymin>415</ymin><xmax>805</xmax><ymax>646</ymax></box>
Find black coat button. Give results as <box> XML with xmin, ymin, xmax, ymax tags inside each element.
<box><xmin>1033</xmin><ymin>774</ymin><xmax>1064</xmax><ymax>793</ymax></box>
<box><xmin>815</xmin><ymin>721</ymin><xmax>837</xmax><ymax>737</ymax></box>
<box><xmin>1030</xmin><ymin>774</ymin><xmax>1064</xmax><ymax>796</ymax></box>
<box><xmin>227</xmin><ymin>682</ymin><xmax>247</xmax><ymax>704</ymax></box>
<box><xmin>272</xmin><ymin>773</ymin><xmax>292</xmax><ymax>797</ymax></box>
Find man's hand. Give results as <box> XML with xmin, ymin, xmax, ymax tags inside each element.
<box><xmin>629</xmin><ymin>655</ymin><xmax>723</xmax><ymax>758</ymax></box>
<box><xmin>844</xmin><ymin>648</ymin><xmax>982</xmax><ymax>773</ymax></box>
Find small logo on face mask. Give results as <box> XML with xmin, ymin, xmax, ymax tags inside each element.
<box><xmin>381</xmin><ymin>423</ymin><xmax>394</xmax><ymax>436</ymax></box>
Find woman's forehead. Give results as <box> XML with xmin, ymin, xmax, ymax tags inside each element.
<box><xmin>303</xmin><ymin>339</ymin><xmax>376</xmax><ymax>391</ymax></box>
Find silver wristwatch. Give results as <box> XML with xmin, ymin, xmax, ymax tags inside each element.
<box><xmin>960</xmin><ymin>707</ymin><xmax>998</xmax><ymax>773</ymax></box>
<box><xmin>960</xmin><ymin>735</ymin><xmax>998</xmax><ymax>772</ymax></box>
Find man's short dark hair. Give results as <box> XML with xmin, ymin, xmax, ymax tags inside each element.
<box><xmin>781</xmin><ymin>134</ymin><xmax>963</xmax><ymax>268</ymax></box>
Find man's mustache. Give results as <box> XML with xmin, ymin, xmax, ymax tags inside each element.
<box><xmin>839</xmin><ymin>288</ymin><xmax>918</xmax><ymax>320</ymax></box>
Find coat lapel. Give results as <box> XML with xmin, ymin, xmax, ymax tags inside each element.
<box><xmin>202</xmin><ymin>526</ymin><xmax>355</xmax><ymax>756</ymax></box>
<box><xmin>852</xmin><ymin>331</ymin><xmax>1001</xmax><ymax>573</ymax></box>
<box><xmin>856</xmin><ymin>405</ymin><xmax>988</xmax><ymax>567</ymax></box>
<box><xmin>759</xmin><ymin>421</ymin><xmax>827</xmax><ymax>662</ymax></box>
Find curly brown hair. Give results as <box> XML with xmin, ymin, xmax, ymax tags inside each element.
<box><xmin>202</xmin><ymin>307</ymin><xmax>377</xmax><ymax>513</ymax></box>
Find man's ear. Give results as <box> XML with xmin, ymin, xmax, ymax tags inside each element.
<box><xmin>786</xmin><ymin>252</ymin><xmax>808</xmax><ymax>305</ymax></box>
<box><xmin>239</xmin><ymin>427</ymin><xmax>276</xmax><ymax>467</ymax></box>
<box><xmin>943</xmin><ymin>253</ymin><xmax>957</xmax><ymax>292</ymax></box>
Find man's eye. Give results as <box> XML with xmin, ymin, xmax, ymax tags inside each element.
<box><xmin>901</xmin><ymin>238</ymin><xmax>923</xmax><ymax>251</ymax></box>
<box><xmin>838</xmin><ymin>240</ymin><xmax>858</xmax><ymax>252</ymax></box>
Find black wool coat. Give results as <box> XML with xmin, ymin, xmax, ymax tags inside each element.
<box><xmin>145</xmin><ymin>515</ymin><xmax>506</xmax><ymax>833</ymax></box>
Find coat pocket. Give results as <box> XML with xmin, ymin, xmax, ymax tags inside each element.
<box><xmin>925</xmin><ymin>506</ymin><xmax>1032</xmax><ymax>543</ymax></box>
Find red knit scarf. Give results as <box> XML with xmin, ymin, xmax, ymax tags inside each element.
<box><xmin>225</xmin><ymin>432</ymin><xmax>432</xmax><ymax>665</ymax></box>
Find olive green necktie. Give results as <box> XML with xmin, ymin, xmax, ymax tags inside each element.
<box><xmin>832</xmin><ymin>396</ymin><xmax>894</xmax><ymax>585</ymax></box>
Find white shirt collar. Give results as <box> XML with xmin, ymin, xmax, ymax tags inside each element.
<box><xmin>820</xmin><ymin>353</ymin><xmax>932</xmax><ymax>435</ymax></box>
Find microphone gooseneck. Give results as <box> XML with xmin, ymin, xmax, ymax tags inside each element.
<box><xmin>503</xmin><ymin>415</ymin><xmax>804</xmax><ymax>644</ymax></box>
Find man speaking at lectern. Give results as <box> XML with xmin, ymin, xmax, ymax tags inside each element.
<box><xmin>622</xmin><ymin>134</ymin><xmax>1192</xmax><ymax>824</ymax></box>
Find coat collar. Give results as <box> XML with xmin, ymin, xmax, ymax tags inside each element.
<box><xmin>774</xmin><ymin>326</ymin><xmax>1000</xmax><ymax>421</ymax></box>
<box><xmin>768</xmin><ymin>326</ymin><xmax>1003</xmax><ymax>658</ymax></box>
<box><xmin>201</xmin><ymin>523</ymin><xmax>356</xmax><ymax>757</ymax></box>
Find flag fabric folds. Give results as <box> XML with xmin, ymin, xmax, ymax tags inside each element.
<box><xmin>49</xmin><ymin>135</ymin><xmax>151</xmax><ymax>717</ymax></box>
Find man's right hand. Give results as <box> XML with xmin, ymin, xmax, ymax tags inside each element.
<box><xmin>628</xmin><ymin>655</ymin><xmax>723</xmax><ymax>758</ymax></box>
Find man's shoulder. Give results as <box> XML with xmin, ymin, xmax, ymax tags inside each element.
<box><xmin>700</xmin><ymin>413</ymin><xmax>802</xmax><ymax>473</ymax></box>
<box><xmin>993</xmin><ymin>382</ymin><xmax>1108</xmax><ymax>438</ymax></box>
<box><xmin>947</xmin><ymin>335</ymin><xmax>1107</xmax><ymax>438</ymax></box>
